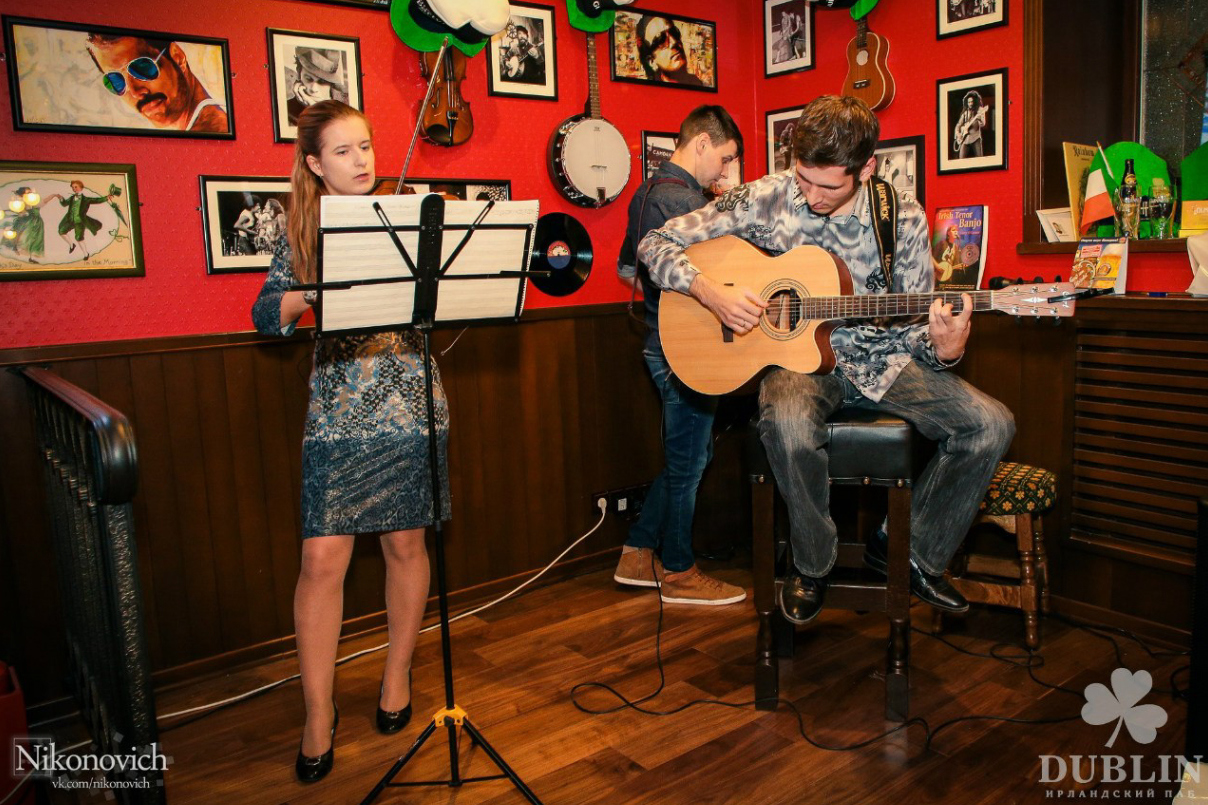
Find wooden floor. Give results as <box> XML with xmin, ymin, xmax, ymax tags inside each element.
<box><xmin>66</xmin><ymin>563</ymin><xmax>1194</xmax><ymax>804</ymax></box>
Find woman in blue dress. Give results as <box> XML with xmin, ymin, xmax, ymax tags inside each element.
<box><xmin>252</xmin><ymin>100</ymin><xmax>450</xmax><ymax>783</ymax></box>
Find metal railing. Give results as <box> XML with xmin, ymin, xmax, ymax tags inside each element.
<box><xmin>17</xmin><ymin>367</ymin><xmax>164</xmax><ymax>803</ymax></box>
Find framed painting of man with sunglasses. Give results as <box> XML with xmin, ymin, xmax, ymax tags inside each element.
<box><xmin>3</xmin><ymin>16</ymin><xmax>234</xmax><ymax>139</ymax></box>
<box><xmin>610</xmin><ymin>9</ymin><xmax>717</xmax><ymax>91</ymax></box>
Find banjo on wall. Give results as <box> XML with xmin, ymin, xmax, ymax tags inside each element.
<box><xmin>548</xmin><ymin>33</ymin><xmax>630</xmax><ymax>207</ymax></box>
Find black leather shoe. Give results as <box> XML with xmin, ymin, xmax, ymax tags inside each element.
<box><xmin>863</xmin><ymin>530</ymin><xmax>969</xmax><ymax>613</ymax></box>
<box><xmin>376</xmin><ymin>669</ymin><xmax>412</xmax><ymax>734</ymax></box>
<box><xmin>295</xmin><ymin>705</ymin><xmax>338</xmax><ymax>783</ymax></box>
<box><xmin>778</xmin><ymin>571</ymin><xmax>827</xmax><ymax>625</ymax></box>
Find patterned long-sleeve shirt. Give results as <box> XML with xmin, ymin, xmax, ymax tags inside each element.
<box><xmin>638</xmin><ymin>170</ymin><xmax>955</xmax><ymax>402</ymax></box>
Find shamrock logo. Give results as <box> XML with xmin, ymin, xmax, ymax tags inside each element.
<box><xmin>1081</xmin><ymin>668</ymin><xmax>1168</xmax><ymax>748</ymax></box>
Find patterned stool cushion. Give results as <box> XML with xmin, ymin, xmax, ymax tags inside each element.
<box><xmin>979</xmin><ymin>461</ymin><xmax>1057</xmax><ymax>516</ymax></box>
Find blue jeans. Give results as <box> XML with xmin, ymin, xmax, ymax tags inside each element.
<box><xmin>626</xmin><ymin>346</ymin><xmax>717</xmax><ymax>573</ymax></box>
<box><xmin>758</xmin><ymin>362</ymin><xmax>1014</xmax><ymax>577</ymax></box>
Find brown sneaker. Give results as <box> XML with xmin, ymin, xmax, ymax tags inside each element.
<box><xmin>659</xmin><ymin>566</ymin><xmax>747</xmax><ymax>606</ymax></box>
<box><xmin>614</xmin><ymin>548</ymin><xmax>665</xmax><ymax>588</ymax></box>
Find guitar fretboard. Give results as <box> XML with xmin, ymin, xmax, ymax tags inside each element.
<box><xmin>587</xmin><ymin>35</ymin><xmax>601</xmax><ymax>120</ymax></box>
<box><xmin>856</xmin><ymin>17</ymin><xmax>868</xmax><ymax>48</ymax></box>
<box><xmin>779</xmin><ymin>290</ymin><xmax>995</xmax><ymax>320</ymax></box>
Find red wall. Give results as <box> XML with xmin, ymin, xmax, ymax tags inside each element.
<box><xmin>0</xmin><ymin>1</ymin><xmax>1190</xmax><ymax>350</ymax></box>
<box><xmin>0</xmin><ymin>0</ymin><xmax>757</xmax><ymax>349</ymax></box>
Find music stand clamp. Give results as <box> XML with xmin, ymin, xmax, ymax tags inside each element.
<box><xmin>306</xmin><ymin>192</ymin><xmax>542</xmax><ymax>804</ymax></box>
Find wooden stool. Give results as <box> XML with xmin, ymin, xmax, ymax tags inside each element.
<box><xmin>941</xmin><ymin>461</ymin><xmax>1057</xmax><ymax>649</ymax></box>
<box><xmin>749</xmin><ymin>408</ymin><xmax>918</xmax><ymax>722</ymax></box>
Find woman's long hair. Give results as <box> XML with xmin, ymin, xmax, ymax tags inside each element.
<box><xmin>287</xmin><ymin>100</ymin><xmax>372</xmax><ymax>283</ymax></box>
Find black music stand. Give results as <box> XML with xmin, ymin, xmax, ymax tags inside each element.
<box><xmin>304</xmin><ymin>192</ymin><xmax>542</xmax><ymax>804</ymax></box>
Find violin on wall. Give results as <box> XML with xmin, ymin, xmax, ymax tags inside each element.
<box><xmin>419</xmin><ymin>49</ymin><xmax>473</xmax><ymax>146</ymax></box>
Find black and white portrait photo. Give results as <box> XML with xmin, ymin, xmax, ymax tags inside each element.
<box><xmin>937</xmin><ymin>0</ymin><xmax>1007</xmax><ymax>38</ymax></box>
<box><xmin>200</xmin><ymin>176</ymin><xmax>290</xmax><ymax>274</ymax></box>
<box><xmin>937</xmin><ymin>69</ymin><xmax>1007</xmax><ymax>174</ymax></box>
<box><xmin>763</xmin><ymin>0</ymin><xmax>814</xmax><ymax>77</ymax></box>
<box><xmin>874</xmin><ymin>135</ymin><xmax>926</xmax><ymax>206</ymax></box>
<box><xmin>766</xmin><ymin>106</ymin><xmax>804</xmax><ymax>174</ymax></box>
<box><xmin>267</xmin><ymin>29</ymin><xmax>362</xmax><ymax>142</ymax></box>
<box><xmin>487</xmin><ymin>2</ymin><xmax>558</xmax><ymax>100</ymax></box>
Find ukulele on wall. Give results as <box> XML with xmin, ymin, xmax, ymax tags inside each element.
<box><xmin>547</xmin><ymin>33</ymin><xmax>630</xmax><ymax>207</ymax></box>
<box><xmin>842</xmin><ymin>16</ymin><xmax>895</xmax><ymax>110</ymax></box>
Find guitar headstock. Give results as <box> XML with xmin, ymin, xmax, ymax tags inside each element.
<box><xmin>990</xmin><ymin>282</ymin><xmax>1080</xmax><ymax>317</ymax></box>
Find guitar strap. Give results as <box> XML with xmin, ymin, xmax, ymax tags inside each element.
<box><xmin>628</xmin><ymin>176</ymin><xmax>689</xmax><ymax>322</ymax></box>
<box><xmin>868</xmin><ymin>174</ymin><xmax>898</xmax><ymax>288</ymax></box>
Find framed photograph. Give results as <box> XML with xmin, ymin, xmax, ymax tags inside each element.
<box><xmin>0</xmin><ymin>161</ymin><xmax>144</xmax><ymax>282</ymax></box>
<box><xmin>766</xmin><ymin>106</ymin><xmax>805</xmax><ymax>175</ymax></box>
<box><xmin>268</xmin><ymin>29</ymin><xmax>363</xmax><ymax>143</ymax></box>
<box><xmin>610</xmin><ymin>9</ymin><xmax>717</xmax><ymax>91</ymax></box>
<box><xmin>1036</xmin><ymin>207</ymin><xmax>1076</xmax><ymax>242</ymax></box>
<box><xmin>3</xmin><ymin>17</ymin><xmax>233</xmax><ymax>139</ymax></box>
<box><xmin>642</xmin><ymin>131</ymin><xmax>679</xmax><ymax>179</ymax></box>
<box><xmin>763</xmin><ymin>0</ymin><xmax>814</xmax><ymax>77</ymax></box>
<box><xmin>874</xmin><ymin>135</ymin><xmax>926</xmax><ymax>207</ymax></box>
<box><xmin>199</xmin><ymin>176</ymin><xmax>291</xmax><ymax>274</ymax></box>
<box><xmin>937</xmin><ymin>0</ymin><xmax>1008</xmax><ymax>39</ymax></box>
<box><xmin>486</xmin><ymin>2</ymin><xmax>557</xmax><ymax>101</ymax></box>
<box><xmin>373</xmin><ymin>178</ymin><xmax>512</xmax><ymax>202</ymax></box>
<box><xmin>937</xmin><ymin>68</ymin><xmax>1008</xmax><ymax>175</ymax></box>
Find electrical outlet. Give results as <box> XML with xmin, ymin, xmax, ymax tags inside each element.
<box><xmin>591</xmin><ymin>483</ymin><xmax>653</xmax><ymax>518</ymax></box>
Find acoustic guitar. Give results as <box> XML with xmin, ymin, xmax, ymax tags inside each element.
<box><xmin>659</xmin><ymin>236</ymin><xmax>1077</xmax><ymax>395</ymax></box>
<box><xmin>548</xmin><ymin>34</ymin><xmax>630</xmax><ymax>207</ymax></box>
<box><xmin>841</xmin><ymin>16</ymin><xmax>895</xmax><ymax>111</ymax></box>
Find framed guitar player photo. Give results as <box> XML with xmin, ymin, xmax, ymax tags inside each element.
<box><xmin>763</xmin><ymin>0</ymin><xmax>814</xmax><ymax>77</ymax></box>
<box><xmin>937</xmin><ymin>0</ymin><xmax>1007</xmax><ymax>39</ymax></box>
<box><xmin>936</xmin><ymin>68</ymin><xmax>1007</xmax><ymax>175</ymax></box>
<box><xmin>486</xmin><ymin>2</ymin><xmax>558</xmax><ymax>101</ymax></box>
<box><xmin>610</xmin><ymin>9</ymin><xmax>717</xmax><ymax>91</ymax></box>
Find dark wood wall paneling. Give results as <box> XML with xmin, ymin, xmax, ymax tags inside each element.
<box><xmin>4</xmin><ymin>300</ymin><xmax>1204</xmax><ymax>709</ymax></box>
<box><xmin>0</xmin><ymin>307</ymin><xmax>678</xmax><ymax>707</ymax></box>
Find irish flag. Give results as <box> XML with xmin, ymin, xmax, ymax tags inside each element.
<box><xmin>1080</xmin><ymin>168</ymin><xmax>1113</xmax><ymax>234</ymax></box>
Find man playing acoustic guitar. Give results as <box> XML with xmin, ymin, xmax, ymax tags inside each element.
<box><xmin>638</xmin><ymin>95</ymin><xmax>1014</xmax><ymax>624</ymax></box>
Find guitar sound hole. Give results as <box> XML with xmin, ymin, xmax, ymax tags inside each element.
<box><xmin>764</xmin><ymin>289</ymin><xmax>803</xmax><ymax>335</ymax></box>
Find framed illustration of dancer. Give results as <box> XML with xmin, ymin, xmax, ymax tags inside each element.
<box><xmin>0</xmin><ymin>161</ymin><xmax>144</xmax><ymax>282</ymax></box>
<box><xmin>937</xmin><ymin>68</ymin><xmax>1008</xmax><ymax>175</ymax></box>
<box><xmin>3</xmin><ymin>17</ymin><xmax>234</xmax><ymax>138</ymax></box>
<box><xmin>874</xmin><ymin>135</ymin><xmax>926</xmax><ymax>206</ymax></box>
<box><xmin>199</xmin><ymin>176</ymin><xmax>291</xmax><ymax>274</ymax></box>
<box><xmin>937</xmin><ymin>0</ymin><xmax>1007</xmax><ymax>39</ymax></box>
<box><xmin>610</xmin><ymin>9</ymin><xmax>717</xmax><ymax>91</ymax></box>
<box><xmin>486</xmin><ymin>2</ymin><xmax>558</xmax><ymax>100</ymax></box>
<box><xmin>267</xmin><ymin>29</ymin><xmax>363</xmax><ymax>143</ymax></box>
<box><xmin>763</xmin><ymin>0</ymin><xmax>814</xmax><ymax>77</ymax></box>
<box><xmin>766</xmin><ymin>106</ymin><xmax>805</xmax><ymax>175</ymax></box>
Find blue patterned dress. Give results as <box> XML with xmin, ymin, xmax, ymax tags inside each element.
<box><xmin>252</xmin><ymin>241</ymin><xmax>450</xmax><ymax>538</ymax></box>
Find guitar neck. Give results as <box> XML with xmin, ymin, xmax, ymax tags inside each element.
<box><xmin>586</xmin><ymin>35</ymin><xmax>601</xmax><ymax>119</ymax></box>
<box><xmin>856</xmin><ymin>17</ymin><xmax>868</xmax><ymax>48</ymax></box>
<box><xmin>794</xmin><ymin>290</ymin><xmax>993</xmax><ymax>320</ymax></box>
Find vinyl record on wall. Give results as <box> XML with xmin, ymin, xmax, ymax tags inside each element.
<box><xmin>530</xmin><ymin>212</ymin><xmax>592</xmax><ymax>296</ymax></box>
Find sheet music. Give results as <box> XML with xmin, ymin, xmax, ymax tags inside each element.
<box><xmin>316</xmin><ymin>194</ymin><xmax>537</xmax><ymax>331</ymax></box>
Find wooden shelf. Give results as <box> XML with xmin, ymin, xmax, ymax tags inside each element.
<box><xmin>1016</xmin><ymin>238</ymin><xmax>1189</xmax><ymax>255</ymax></box>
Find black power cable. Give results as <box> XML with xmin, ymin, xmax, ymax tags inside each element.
<box><xmin>570</xmin><ymin>553</ymin><xmax>1190</xmax><ymax>754</ymax></box>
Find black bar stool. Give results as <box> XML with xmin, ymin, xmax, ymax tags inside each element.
<box><xmin>748</xmin><ymin>408</ymin><xmax>918</xmax><ymax>721</ymax></box>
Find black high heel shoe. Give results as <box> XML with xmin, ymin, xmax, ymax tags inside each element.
<box><xmin>376</xmin><ymin>669</ymin><xmax>412</xmax><ymax>734</ymax></box>
<box><xmin>295</xmin><ymin>705</ymin><xmax>338</xmax><ymax>783</ymax></box>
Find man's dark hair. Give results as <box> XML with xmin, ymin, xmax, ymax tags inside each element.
<box><xmin>677</xmin><ymin>105</ymin><xmax>743</xmax><ymax>157</ymax></box>
<box><xmin>636</xmin><ymin>15</ymin><xmax>681</xmax><ymax>79</ymax></box>
<box><xmin>791</xmin><ymin>95</ymin><xmax>879</xmax><ymax>175</ymax></box>
<box><xmin>514</xmin><ymin>25</ymin><xmax>529</xmax><ymax>36</ymax></box>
